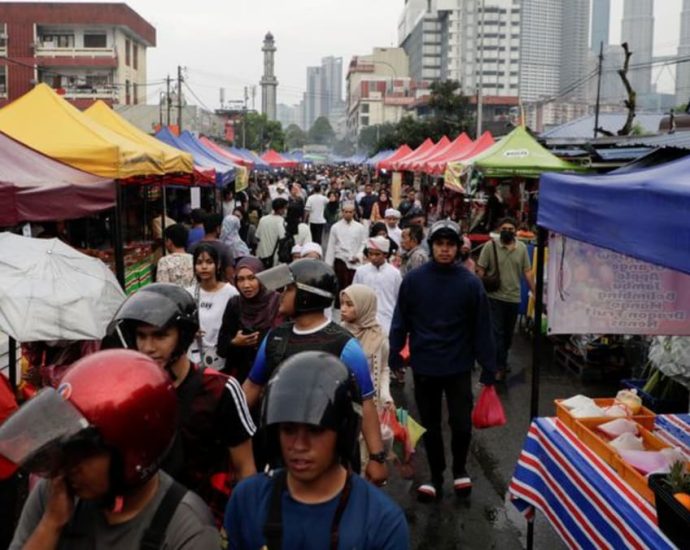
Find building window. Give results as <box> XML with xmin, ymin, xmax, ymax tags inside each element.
<box><xmin>85</xmin><ymin>74</ymin><xmax>110</xmax><ymax>88</ymax></box>
<box><xmin>133</xmin><ymin>82</ymin><xmax>138</xmax><ymax>104</ymax></box>
<box><xmin>125</xmin><ymin>39</ymin><xmax>131</xmax><ymax>66</ymax></box>
<box><xmin>41</xmin><ymin>34</ymin><xmax>75</xmax><ymax>48</ymax></box>
<box><xmin>133</xmin><ymin>44</ymin><xmax>138</xmax><ymax>70</ymax></box>
<box><xmin>0</xmin><ymin>67</ymin><xmax>6</xmax><ymax>95</ymax></box>
<box><xmin>361</xmin><ymin>103</ymin><xmax>369</xmax><ymax>113</ymax></box>
<box><xmin>84</xmin><ymin>33</ymin><xmax>107</xmax><ymax>48</ymax></box>
<box><xmin>125</xmin><ymin>79</ymin><xmax>130</xmax><ymax>105</ymax></box>
<box><xmin>361</xmin><ymin>116</ymin><xmax>369</xmax><ymax>127</ymax></box>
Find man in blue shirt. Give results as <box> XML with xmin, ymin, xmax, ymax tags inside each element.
<box><xmin>390</xmin><ymin>220</ymin><xmax>497</xmax><ymax>502</ymax></box>
<box><xmin>226</xmin><ymin>352</ymin><xmax>408</xmax><ymax>550</ymax></box>
<box><xmin>242</xmin><ymin>259</ymin><xmax>388</xmax><ymax>485</ymax></box>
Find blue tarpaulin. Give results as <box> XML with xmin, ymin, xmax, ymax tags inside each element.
<box><xmin>156</xmin><ymin>128</ymin><xmax>234</xmax><ymax>187</ymax></box>
<box><xmin>230</xmin><ymin>147</ymin><xmax>271</xmax><ymax>171</ymax></box>
<box><xmin>538</xmin><ymin>157</ymin><xmax>690</xmax><ymax>275</ymax></box>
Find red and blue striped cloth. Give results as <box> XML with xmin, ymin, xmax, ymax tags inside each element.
<box><xmin>509</xmin><ymin>414</ymin><xmax>690</xmax><ymax>550</ymax></box>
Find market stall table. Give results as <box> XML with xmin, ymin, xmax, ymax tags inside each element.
<box><xmin>509</xmin><ymin>414</ymin><xmax>690</xmax><ymax>549</ymax></box>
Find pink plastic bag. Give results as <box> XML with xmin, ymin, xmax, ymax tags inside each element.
<box><xmin>472</xmin><ymin>385</ymin><xmax>507</xmax><ymax>429</ymax></box>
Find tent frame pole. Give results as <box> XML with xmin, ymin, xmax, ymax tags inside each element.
<box><xmin>113</xmin><ymin>181</ymin><xmax>126</xmax><ymax>289</ymax></box>
<box><xmin>7</xmin><ymin>336</ymin><xmax>17</xmax><ymax>391</ymax></box>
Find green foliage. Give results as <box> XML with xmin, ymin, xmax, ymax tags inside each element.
<box><xmin>241</xmin><ymin>112</ymin><xmax>285</xmax><ymax>151</ymax></box>
<box><xmin>333</xmin><ymin>137</ymin><xmax>355</xmax><ymax>156</ymax></box>
<box><xmin>308</xmin><ymin>116</ymin><xmax>336</xmax><ymax>146</ymax></box>
<box><xmin>358</xmin><ymin>123</ymin><xmax>396</xmax><ymax>155</ymax></box>
<box><xmin>284</xmin><ymin>124</ymin><xmax>307</xmax><ymax>150</ymax></box>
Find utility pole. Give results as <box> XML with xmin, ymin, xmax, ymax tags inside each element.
<box><xmin>243</xmin><ymin>86</ymin><xmax>249</xmax><ymax>148</ymax></box>
<box><xmin>166</xmin><ymin>75</ymin><xmax>171</xmax><ymax>126</ymax></box>
<box><xmin>476</xmin><ymin>0</ymin><xmax>486</xmax><ymax>137</ymax></box>
<box><xmin>177</xmin><ymin>65</ymin><xmax>183</xmax><ymax>132</ymax></box>
<box><xmin>593</xmin><ymin>41</ymin><xmax>604</xmax><ymax>139</ymax></box>
<box><xmin>159</xmin><ymin>92</ymin><xmax>163</xmax><ymax>126</ymax></box>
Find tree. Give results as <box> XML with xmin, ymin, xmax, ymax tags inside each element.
<box><xmin>358</xmin><ymin>123</ymin><xmax>396</xmax><ymax>155</ymax></box>
<box><xmin>308</xmin><ymin>116</ymin><xmax>335</xmax><ymax>146</ymax></box>
<box><xmin>242</xmin><ymin>112</ymin><xmax>285</xmax><ymax>151</ymax></box>
<box><xmin>333</xmin><ymin>137</ymin><xmax>355</xmax><ymax>157</ymax></box>
<box><xmin>284</xmin><ymin>124</ymin><xmax>307</xmax><ymax>150</ymax></box>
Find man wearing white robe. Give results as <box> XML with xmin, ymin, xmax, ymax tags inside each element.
<box><xmin>256</xmin><ymin>198</ymin><xmax>288</xmax><ymax>266</ymax></box>
<box><xmin>353</xmin><ymin>236</ymin><xmax>402</xmax><ymax>335</ymax></box>
<box><xmin>384</xmin><ymin>208</ymin><xmax>402</xmax><ymax>247</ymax></box>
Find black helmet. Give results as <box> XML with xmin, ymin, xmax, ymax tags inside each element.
<box><xmin>427</xmin><ymin>219</ymin><xmax>462</xmax><ymax>246</ymax></box>
<box><xmin>106</xmin><ymin>283</ymin><xmax>198</xmax><ymax>359</ymax></box>
<box><xmin>261</xmin><ymin>351</ymin><xmax>362</xmax><ymax>466</ymax></box>
<box><xmin>256</xmin><ymin>259</ymin><xmax>337</xmax><ymax>314</ymax></box>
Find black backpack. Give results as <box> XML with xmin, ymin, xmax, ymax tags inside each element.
<box><xmin>276</xmin><ymin>234</ymin><xmax>295</xmax><ymax>264</ymax></box>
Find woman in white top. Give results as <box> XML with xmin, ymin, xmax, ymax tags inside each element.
<box><xmin>186</xmin><ymin>243</ymin><xmax>238</xmax><ymax>370</ymax></box>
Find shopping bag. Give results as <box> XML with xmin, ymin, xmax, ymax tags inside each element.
<box><xmin>471</xmin><ymin>385</ymin><xmax>507</xmax><ymax>429</ymax></box>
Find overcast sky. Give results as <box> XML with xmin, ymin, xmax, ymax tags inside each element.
<box><xmin>42</xmin><ymin>0</ymin><xmax>686</xmax><ymax>108</ymax></box>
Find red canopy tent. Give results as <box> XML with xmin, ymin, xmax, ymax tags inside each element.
<box><xmin>419</xmin><ymin>133</ymin><xmax>471</xmax><ymax>173</ymax></box>
<box><xmin>404</xmin><ymin>135</ymin><xmax>451</xmax><ymax>172</ymax></box>
<box><xmin>0</xmin><ymin>131</ymin><xmax>115</xmax><ymax>226</ymax></box>
<box><xmin>391</xmin><ymin>138</ymin><xmax>435</xmax><ymax>170</ymax></box>
<box><xmin>199</xmin><ymin>136</ymin><xmax>253</xmax><ymax>168</ymax></box>
<box><xmin>377</xmin><ymin>144</ymin><xmax>413</xmax><ymax>171</ymax></box>
<box><xmin>262</xmin><ymin>149</ymin><xmax>298</xmax><ymax>169</ymax></box>
<box><xmin>426</xmin><ymin>131</ymin><xmax>495</xmax><ymax>175</ymax></box>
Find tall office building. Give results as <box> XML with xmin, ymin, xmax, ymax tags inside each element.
<box><xmin>520</xmin><ymin>0</ymin><xmax>562</xmax><ymax>102</ymax></box>
<box><xmin>561</xmin><ymin>0</ymin><xmax>590</xmax><ymax>101</ymax></box>
<box><xmin>591</xmin><ymin>0</ymin><xmax>611</xmax><ymax>51</ymax></box>
<box><xmin>305</xmin><ymin>66</ymin><xmax>323</xmax><ymax>129</ymax></box>
<box><xmin>321</xmin><ymin>56</ymin><xmax>344</xmax><ymax>118</ymax></box>
<box><xmin>620</xmin><ymin>0</ymin><xmax>654</xmax><ymax>97</ymax></box>
<box><xmin>676</xmin><ymin>0</ymin><xmax>690</xmax><ymax>102</ymax></box>
<box><xmin>400</xmin><ymin>9</ymin><xmax>443</xmax><ymax>81</ymax></box>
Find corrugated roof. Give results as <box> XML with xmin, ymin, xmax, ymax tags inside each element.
<box><xmin>541</xmin><ymin>113</ymin><xmax>664</xmax><ymax>139</ymax></box>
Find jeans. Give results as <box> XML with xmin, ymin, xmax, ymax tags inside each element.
<box><xmin>489</xmin><ymin>298</ymin><xmax>520</xmax><ymax>370</ymax></box>
<box><xmin>310</xmin><ymin>223</ymin><xmax>325</xmax><ymax>246</ymax></box>
<box><xmin>413</xmin><ymin>371</ymin><xmax>473</xmax><ymax>485</ymax></box>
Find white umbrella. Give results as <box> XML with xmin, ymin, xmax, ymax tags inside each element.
<box><xmin>0</xmin><ymin>233</ymin><xmax>126</xmax><ymax>341</ymax></box>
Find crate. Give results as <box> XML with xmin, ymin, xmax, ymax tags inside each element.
<box><xmin>622</xmin><ymin>379</ymin><xmax>689</xmax><ymax>415</ymax></box>
<box><xmin>648</xmin><ymin>474</ymin><xmax>690</xmax><ymax>549</ymax></box>
<box><xmin>555</xmin><ymin>398</ymin><xmax>656</xmax><ymax>432</ymax></box>
<box><xmin>553</xmin><ymin>345</ymin><xmax>626</xmax><ymax>382</ymax></box>
<box><xmin>575</xmin><ymin>418</ymin><xmax>672</xmax><ymax>505</ymax></box>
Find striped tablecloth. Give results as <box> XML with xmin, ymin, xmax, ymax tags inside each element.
<box><xmin>509</xmin><ymin>414</ymin><xmax>690</xmax><ymax>550</ymax></box>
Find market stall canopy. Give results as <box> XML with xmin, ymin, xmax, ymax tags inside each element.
<box><xmin>198</xmin><ymin>136</ymin><xmax>253</xmax><ymax>168</ymax></box>
<box><xmin>262</xmin><ymin>149</ymin><xmax>298</xmax><ymax>168</ymax></box>
<box><xmin>84</xmin><ymin>101</ymin><xmax>194</xmax><ymax>176</ymax></box>
<box><xmin>231</xmin><ymin>147</ymin><xmax>270</xmax><ymax>171</ymax></box>
<box><xmin>442</xmin><ymin>132</ymin><xmax>496</xmax><ymax>191</ymax></box>
<box><xmin>155</xmin><ymin>127</ymin><xmax>231</xmax><ymax>187</ymax></box>
<box><xmin>377</xmin><ymin>144</ymin><xmax>413</xmax><ymax>171</ymax></box>
<box><xmin>0</xmin><ymin>234</ymin><xmax>125</xmax><ymax>341</ymax></box>
<box><xmin>365</xmin><ymin>149</ymin><xmax>395</xmax><ymax>167</ymax></box>
<box><xmin>391</xmin><ymin>138</ymin><xmax>435</xmax><ymax>171</ymax></box>
<box><xmin>404</xmin><ymin>136</ymin><xmax>451</xmax><ymax>172</ymax></box>
<box><xmin>0</xmin><ymin>131</ymin><xmax>115</xmax><ymax>226</ymax></box>
<box><xmin>539</xmin><ymin>156</ymin><xmax>690</xmax><ymax>276</ymax></box>
<box><xmin>424</xmin><ymin>132</ymin><xmax>478</xmax><ymax>175</ymax></box>
<box><xmin>418</xmin><ymin>133</ymin><xmax>471</xmax><ymax>173</ymax></box>
<box><xmin>0</xmin><ymin>84</ymin><xmax>167</xmax><ymax>179</ymax></box>
<box><xmin>448</xmin><ymin>126</ymin><xmax>578</xmax><ymax>179</ymax></box>
<box><xmin>177</xmin><ymin>131</ymin><xmax>238</xmax><ymax>178</ymax></box>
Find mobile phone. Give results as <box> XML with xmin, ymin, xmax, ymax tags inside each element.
<box><xmin>241</xmin><ymin>327</ymin><xmax>256</xmax><ymax>335</ymax></box>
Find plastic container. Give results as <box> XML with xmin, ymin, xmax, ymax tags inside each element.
<box><xmin>555</xmin><ymin>397</ymin><xmax>656</xmax><ymax>432</ymax></box>
<box><xmin>621</xmin><ymin>379</ymin><xmax>689</xmax><ymax>414</ymax></box>
<box><xmin>648</xmin><ymin>473</ymin><xmax>690</xmax><ymax>549</ymax></box>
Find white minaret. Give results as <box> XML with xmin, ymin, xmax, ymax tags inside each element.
<box><xmin>261</xmin><ymin>32</ymin><xmax>278</xmax><ymax>121</ymax></box>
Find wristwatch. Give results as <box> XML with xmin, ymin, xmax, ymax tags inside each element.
<box><xmin>369</xmin><ymin>451</ymin><xmax>386</xmax><ymax>464</ymax></box>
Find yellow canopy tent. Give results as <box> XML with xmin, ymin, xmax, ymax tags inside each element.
<box><xmin>0</xmin><ymin>84</ymin><xmax>166</xmax><ymax>179</ymax></box>
<box><xmin>84</xmin><ymin>101</ymin><xmax>193</xmax><ymax>176</ymax></box>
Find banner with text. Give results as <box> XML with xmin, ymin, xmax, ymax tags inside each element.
<box><xmin>546</xmin><ymin>235</ymin><xmax>690</xmax><ymax>335</ymax></box>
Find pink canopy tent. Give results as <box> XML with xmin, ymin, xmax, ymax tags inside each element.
<box><xmin>377</xmin><ymin>144</ymin><xmax>413</xmax><ymax>171</ymax></box>
<box><xmin>426</xmin><ymin>131</ymin><xmax>495</xmax><ymax>175</ymax></box>
<box><xmin>419</xmin><ymin>133</ymin><xmax>471</xmax><ymax>174</ymax></box>
<box><xmin>262</xmin><ymin>149</ymin><xmax>298</xmax><ymax>169</ymax></box>
<box><xmin>391</xmin><ymin>138</ymin><xmax>435</xmax><ymax>171</ymax></box>
<box><xmin>0</xmin><ymin>131</ymin><xmax>115</xmax><ymax>226</ymax></box>
<box><xmin>404</xmin><ymin>135</ymin><xmax>452</xmax><ymax>172</ymax></box>
<box><xmin>199</xmin><ymin>136</ymin><xmax>253</xmax><ymax>168</ymax></box>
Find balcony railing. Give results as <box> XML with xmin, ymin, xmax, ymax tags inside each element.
<box><xmin>35</xmin><ymin>43</ymin><xmax>115</xmax><ymax>57</ymax></box>
<box><xmin>59</xmin><ymin>86</ymin><xmax>117</xmax><ymax>99</ymax></box>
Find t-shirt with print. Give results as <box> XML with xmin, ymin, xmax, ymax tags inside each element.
<box><xmin>10</xmin><ymin>472</ymin><xmax>220</xmax><ymax>550</ymax></box>
<box><xmin>156</xmin><ymin>252</ymin><xmax>194</xmax><ymax>287</ymax></box>
<box><xmin>477</xmin><ymin>238</ymin><xmax>531</xmax><ymax>303</ymax></box>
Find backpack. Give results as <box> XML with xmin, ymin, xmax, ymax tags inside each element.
<box><xmin>276</xmin><ymin>234</ymin><xmax>295</xmax><ymax>264</ymax></box>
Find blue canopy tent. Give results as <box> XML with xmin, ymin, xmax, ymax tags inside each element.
<box><xmin>230</xmin><ymin>147</ymin><xmax>271</xmax><ymax>172</ymax></box>
<box><xmin>365</xmin><ymin>149</ymin><xmax>395</xmax><ymax>167</ymax></box>
<box><xmin>156</xmin><ymin>128</ymin><xmax>234</xmax><ymax>187</ymax></box>
<box><xmin>176</xmin><ymin>131</ymin><xmax>238</xmax><ymax>184</ymax></box>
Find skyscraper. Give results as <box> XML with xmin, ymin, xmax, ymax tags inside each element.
<box><xmin>621</xmin><ymin>0</ymin><xmax>654</xmax><ymax>97</ymax></box>
<box><xmin>321</xmin><ymin>56</ymin><xmax>344</xmax><ymax>118</ymax></box>
<box><xmin>561</xmin><ymin>0</ymin><xmax>590</xmax><ymax>101</ymax></box>
<box><xmin>676</xmin><ymin>0</ymin><xmax>690</xmax><ymax>102</ymax></box>
<box><xmin>305</xmin><ymin>66</ymin><xmax>323</xmax><ymax>130</ymax></box>
<box><xmin>520</xmin><ymin>0</ymin><xmax>563</xmax><ymax>102</ymax></box>
<box><xmin>260</xmin><ymin>32</ymin><xmax>278</xmax><ymax>121</ymax></box>
<box><xmin>590</xmin><ymin>0</ymin><xmax>611</xmax><ymax>51</ymax></box>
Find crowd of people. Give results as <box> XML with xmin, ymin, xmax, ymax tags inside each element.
<box><xmin>0</xmin><ymin>166</ymin><xmax>535</xmax><ymax>549</ymax></box>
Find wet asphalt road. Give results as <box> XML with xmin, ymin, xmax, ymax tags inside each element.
<box><xmin>381</xmin><ymin>328</ymin><xmax>620</xmax><ymax>549</ymax></box>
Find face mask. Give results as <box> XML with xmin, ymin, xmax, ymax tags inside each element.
<box><xmin>500</xmin><ymin>230</ymin><xmax>515</xmax><ymax>243</ymax></box>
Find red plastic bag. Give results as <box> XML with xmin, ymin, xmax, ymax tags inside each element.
<box><xmin>472</xmin><ymin>385</ymin><xmax>506</xmax><ymax>429</ymax></box>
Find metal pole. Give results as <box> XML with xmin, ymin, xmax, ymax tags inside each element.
<box><xmin>166</xmin><ymin>75</ymin><xmax>171</xmax><ymax>127</ymax></box>
<box><xmin>113</xmin><ymin>181</ymin><xmax>126</xmax><ymax>289</ymax></box>
<box><xmin>161</xmin><ymin>186</ymin><xmax>167</xmax><ymax>254</ymax></box>
<box><xmin>159</xmin><ymin>92</ymin><xmax>163</xmax><ymax>127</ymax></box>
<box><xmin>476</xmin><ymin>0</ymin><xmax>486</xmax><ymax>137</ymax></box>
<box><xmin>177</xmin><ymin>66</ymin><xmax>183</xmax><ymax>132</ymax></box>
<box><xmin>593</xmin><ymin>41</ymin><xmax>604</xmax><ymax>139</ymax></box>
<box><xmin>530</xmin><ymin>225</ymin><xmax>547</xmax><ymax>420</ymax></box>
<box><xmin>7</xmin><ymin>336</ymin><xmax>17</xmax><ymax>391</ymax></box>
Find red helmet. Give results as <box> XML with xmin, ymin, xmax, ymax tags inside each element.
<box><xmin>0</xmin><ymin>350</ymin><xmax>178</xmax><ymax>489</ymax></box>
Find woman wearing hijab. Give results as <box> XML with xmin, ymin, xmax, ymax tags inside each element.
<box><xmin>216</xmin><ymin>257</ymin><xmax>281</xmax><ymax>382</ymax></box>
<box><xmin>220</xmin><ymin>214</ymin><xmax>251</xmax><ymax>261</ymax></box>
<box><xmin>370</xmin><ymin>190</ymin><xmax>392</xmax><ymax>223</ymax></box>
<box><xmin>340</xmin><ymin>284</ymin><xmax>393</xmax><ymax>408</ymax></box>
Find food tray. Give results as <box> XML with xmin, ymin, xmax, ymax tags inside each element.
<box><xmin>555</xmin><ymin>397</ymin><xmax>655</xmax><ymax>431</ymax></box>
<box><xmin>575</xmin><ymin>418</ymin><xmax>674</xmax><ymax>505</ymax></box>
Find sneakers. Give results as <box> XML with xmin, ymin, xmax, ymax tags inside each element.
<box><xmin>453</xmin><ymin>476</ymin><xmax>472</xmax><ymax>498</ymax></box>
<box><xmin>416</xmin><ymin>482</ymin><xmax>442</xmax><ymax>502</ymax></box>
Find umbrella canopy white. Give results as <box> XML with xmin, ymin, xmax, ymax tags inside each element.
<box><xmin>0</xmin><ymin>234</ymin><xmax>125</xmax><ymax>341</ymax></box>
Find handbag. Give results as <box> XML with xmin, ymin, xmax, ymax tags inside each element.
<box><xmin>481</xmin><ymin>241</ymin><xmax>501</xmax><ymax>293</ymax></box>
